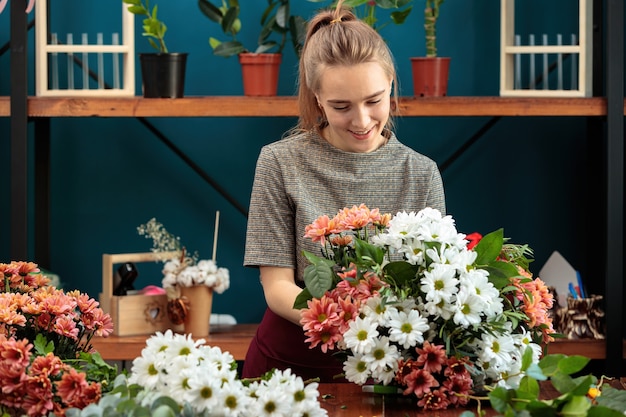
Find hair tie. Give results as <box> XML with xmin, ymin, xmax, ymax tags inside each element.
<box><xmin>330</xmin><ymin>17</ymin><xmax>342</xmax><ymax>25</ymax></box>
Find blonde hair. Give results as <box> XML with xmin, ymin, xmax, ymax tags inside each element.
<box><xmin>295</xmin><ymin>0</ymin><xmax>399</xmax><ymax>135</ymax></box>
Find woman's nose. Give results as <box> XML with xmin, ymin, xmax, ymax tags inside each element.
<box><xmin>352</xmin><ymin>106</ymin><xmax>371</xmax><ymax>129</ymax></box>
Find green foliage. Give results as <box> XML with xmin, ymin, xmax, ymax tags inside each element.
<box><xmin>123</xmin><ymin>0</ymin><xmax>169</xmax><ymax>53</ymax></box>
<box><xmin>33</xmin><ymin>333</ymin><xmax>121</xmax><ymax>394</ymax></box>
<box><xmin>198</xmin><ymin>0</ymin><xmax>306</xmax><ymax>58</ymax></box>
<box><xmin>307</xmin><ymin>0</ymin><xmax>413</xmax><ymax>33</ymax></box>
<box><xmin>66</xmin><ymin>375</ymin><xmax>185</xmax><ymax>417</ymax></box>
<box><xmin>465</xmin><ymin>354</ymin><xmax>626</xmax><ymax>416</ymax></box>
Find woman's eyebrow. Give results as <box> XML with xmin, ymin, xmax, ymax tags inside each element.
<box><xmin>326</xmin><ymin>89</ymin><xmax>387</xmax><ymax>104</ymax></box>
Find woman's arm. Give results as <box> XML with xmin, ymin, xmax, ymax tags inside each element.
<box><xmin>259</xmin><ymin>266</ymin><xmax>304</xmax><ymax>325</ymax></box>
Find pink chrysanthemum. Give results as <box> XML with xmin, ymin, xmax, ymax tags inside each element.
<box><xmin>415</xmin><ymin>341</ymin><xmax>447</xmax><ymax>374</ymax></box>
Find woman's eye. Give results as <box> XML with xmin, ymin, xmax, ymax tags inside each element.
<box><xmin>333</xmin><ymin>106</ymin><xmax>349</xmax><ymax>111</ymax></box>
<box><xmin>368</xmin><ymin>99</ymin><xmax>382</xmax><ymax>105</ymax></box>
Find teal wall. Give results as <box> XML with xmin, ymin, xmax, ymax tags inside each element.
<box><xmin>0</xmin><ymin>1</ymin><xmax>621</xmax><ymax>322</ymax></box>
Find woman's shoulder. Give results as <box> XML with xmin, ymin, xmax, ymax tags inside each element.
<box><xmin>260</xmin><ymin>131</ymin><xmax>322</xmax><ymax>157</ymax></box>
<box><xmin>387</xmin><ymin>134</ymin><xmax>438</xmax><ymax>167</ymax></box>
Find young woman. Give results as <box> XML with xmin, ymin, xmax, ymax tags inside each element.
<box><xmin>242</xmin><ymin>1</ymin><xmax>446</xmax><ymax>382</ymax></box>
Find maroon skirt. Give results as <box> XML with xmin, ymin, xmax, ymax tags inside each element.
<box><xmin>242</xmin><ymin>307</ymin><xmax>346</xmax><ymax>382</ymax></box>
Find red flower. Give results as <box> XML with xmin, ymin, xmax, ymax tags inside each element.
<box><xmin>465</xmin><ymin>232</ymin><xmax>483</xmax><ymax>250</ymax></box>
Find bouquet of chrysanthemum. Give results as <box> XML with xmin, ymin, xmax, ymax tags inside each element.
<box><xmin>294</xmin><ymin>205</ymin><xmax>555</xmax><ymax>410</ymax></box>
<box><xmin>67</xmin><ymin>330</ymin><xmax>328</xmax><ymax>417</ymax></box>
<box><xmin>0</xmin><ymin>261</ymin><xmax>117</xmax><ymax>417</ymax></box>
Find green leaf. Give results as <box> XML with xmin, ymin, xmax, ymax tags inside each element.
<box><xmin>293</xmin><ymin>287</ymin><xmax>313</xmax><ymax>310</ymax></box>
<box><xmin>596</xmin><ymin>386</ymin><xmax>626</xmax><ymax>413</ymax></box>
<box><xmin>473</xmin><ymin>228</ymin><xmax>504</xmax><ymax>265</ymax></box>
<box><xmin>213</xmin><ymin>41</ymin><xmax>245</xmax><ymax>57</ymax></box>
<box><xmin>198</xmin><ymin>0</ymin><xmax>224</xmax><ymax>22</ymax></box>
<box><xmin>255</xmin><ymin>42</ymin><xmax>278</xmax><ymax>54</ymax></box>
<box><xmin>222</xmin><ymin>6</ymin><xmax>240</xmax><ymax>35</ymax></box>
<box><xmin>525</xmin><ymin>363</ymin><xmax>548</xmax><ymax>381</ymax></box>
<box><xmin>34</xmin><ymin>333</ymin><xmax>54</xmax><ymax>355</ymax></box>
<box><xmin>557</xmin><ymin>355</ymin><xmax>590</xmax><ymax>375</ymax></box>
<box><xmin>550</xmin><ymin>371</ymin><xmax>576</xmax><ymax>394</ymax></box>
<box><xmin>568</xmin><ymin>375</ymin><xmax>596</xmax><ymax>396</ymax></box>
<box><xmin>390</xmin><ymin>7</ymin><xmax>412</xmax><ymax>24</ymax></box>
<box><xmin>355</xmin><ymin>239</ymin><xmax>384</xmax><ymax>265</ymax></box>
<box><xmin>151</xmin><ymin>397</ymin><xmax>180</xmax><ymax>413</ymax></box>
<box><xmin>383</xmin><ymin>261</ymin><xmax>418</xmax><ymax>286</ymax></box>
<box><xmin>588</xmin><ymin>406</ymin><xmax>626</xmax><ymax>417</ymax></box>
<box><xmin>560</xmin><ymin>395</ymin><xmax>591</xmax><ymax>417</ymax></box>
<box><xmin>516</xmin><ymin>375</ymin><xmax>540</xmax><ymax>399</ymax></box>
<box><xmin>520</xmin><ymin>346</ymin><xmax>534</xmax><ymax>371</ymax></box>
<box><xmin>488</xmin><ymin>386</ymin><xmax>514</xmax><ymax>412</ymax></box>
<box><xmin>539</xmin><ymin>354</ymin><xmax>566</xmax><ymax>376</ymax></box>
<box><xmin>303</xmin><ymin>261</ymin><xmax>335</xmax><ymax>298</ymax></box>
<box><xmin>127</xmin><ymin>5</ymin><xmax>147</xmax><ymax>15</ymax></box>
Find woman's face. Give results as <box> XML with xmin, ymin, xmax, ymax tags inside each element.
<box><xmin>316</xmin><ymin>62</ymin><xmax>392</xmax><ymax>153</ymax></box>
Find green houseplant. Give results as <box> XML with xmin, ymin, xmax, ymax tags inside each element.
<box><xmin>198</xmin><ymin>0</ymin><xmax>306</xmax><ymax>96</ymax></box>
<box><xmin>411</xmin><ymin>0</ymin><xmax>449</xmax><ymax>96</ymax></box>
<box><xmin>123</xmin><ymin>0</ymin><xmax>188</xmax><ymax>98</ymax></box>
<box><xmin>307</xmin><ymin>0</ymin><xmax>413</xmax><ymax>33</ymax></box>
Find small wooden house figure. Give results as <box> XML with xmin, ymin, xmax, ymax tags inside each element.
<box><xmin>500</xmin><ymin>0</ymin><xmax>592</xmax><ymax>97</ymax></box>
<box><xmin>35</xmin><ymin>1</ymin><xmax>135</xmax><ymax>96</ymax></box>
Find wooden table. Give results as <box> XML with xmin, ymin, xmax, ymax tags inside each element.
<box><xmin>91</xmin><ymin>323</ymin><xmax>258</xmax><ymax>361</ymax></box>
<box><xmin>91</xmin><ymin>323</ymin><xmax>621</xmax><ymax>363</ymax></box>
<box><xmin>318</xmin><ymin>383</ymin><xmax>497</xmax><ymax>416</ymax></box>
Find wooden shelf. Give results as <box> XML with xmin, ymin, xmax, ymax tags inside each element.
<box><xmin>548</xmin><ymin>338</ymin><xmax>626</xmax><ymax>360</ymax></box>
<box><xmin>1</xmin><ymin>96</ymin><xmax>622</xmax><ymax>118</ymax></box>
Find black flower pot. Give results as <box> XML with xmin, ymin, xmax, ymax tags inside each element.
<box><xmin>139</xmin><ymin>53</ymin><xmax>188</xmax><ymax>98</ymax></box>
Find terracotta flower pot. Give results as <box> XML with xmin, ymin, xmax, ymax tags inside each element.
<box><xmin>410</xmin><ymin>57</ymin><xmax>451</xmax><ymax>97</ymax></box>
<box><xmin>180</xmin><ymin>285</ymin><xmax>213</xmax><ymax>338</ymax></box>
<box><xmin>238</xmin><ymin>52</ymin><xmax>282</xmax><ymax>96</ymax></box>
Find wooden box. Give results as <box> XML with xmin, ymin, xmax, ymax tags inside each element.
<box><xmin>100</xmin><ymin>251</ymin><xmax>180</xmax><ymax>336</ymax></box>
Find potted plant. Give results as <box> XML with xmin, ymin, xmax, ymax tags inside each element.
<box><xmin>198</xmin><ymin>0</ymin><xmax>306</xmax><ymax>96</ymax></box>
<box><xmin>410</xmin><ymin>0</ymin><xmax>450</xmax><ymax>97</ymax></box>
<box><xmin>123</xmin><ymin>0</ymin><xmax>188</xmax><ymax>98</ymax></box>
<box><xmin>307</xmin><ymin>0</ymin><xmax>413</xmax><ymax>33</ymax></box>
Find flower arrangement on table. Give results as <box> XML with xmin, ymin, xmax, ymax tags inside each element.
<box><xmin>137</xmin><ymin>217</ymin><xmax>230</xmax><ymax>325</ymax></box>
<box><xmin>0</xmin><ymin>261</ymin><xmax>117</xmax><ymax>417</ymax></box>
<box><xmin>294</xmin><ymin>204</ymin><xmax>557</xmax><ymax>410</ymax></box>
<box><xmin>65</xmin><ymin>330</ymin><xmax>328</xmax><ymax>417</ymax></box>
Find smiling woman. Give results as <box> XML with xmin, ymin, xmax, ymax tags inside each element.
<box><xmin>241</xmin><ymin>0</ymin><xmax>446</xmax><ymax>383</ymax></box>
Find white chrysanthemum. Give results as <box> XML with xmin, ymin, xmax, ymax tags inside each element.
<box><xmin>186</xmin><ymin>371</ymin><xmax>222</xmax><ymax>413</ymax></box>
<box><xmin>476</xmin><ymin>332</ymin><xmax>516</xmax><ymax>370</ymax></box>
<box><xmin>364</xmin><ymin>336</ymin><xmax>399</xmax><ymax>376</ymax></box>
<box><xmin>399</xmin><ymin>239</ymin><xmax>427</xmax><ymax>265</ymax></box>
<box><xmin>376</xmin><ymin>211</ymin><xmax>423</xmax><ymax>246</ymax></box>
<box><xmin>248</xmin><ymin>382</ymin><xmax>291</xmax><ymax>417</ymax></box>
<box><xmin>387</xmin><ymin>308</ymin><xmax>429</xmax><ymax>349</ymax></box>
<box><xmin>512</xmin><ymin>329</ymin><xmax>542</xmax><ymax>361</ymax></box>
<box><xmin>167</xmin><ymin>367</ymin><xmax>194</xmax><ymax>402</ymax></box>
<box><xmin>127</xmin><ymin>353</ymin><xmax>162</xmax><ymax>389</ymax></box>
<box><xmin>460</xmin><ymin>269</ymin><xmax>503</xmax><ymax>317</ymax></box>
<box><xmin>218</xmin><ymin>380</ymin><xmax>251</xmax><ymax>417</ymax></box>
<box><xmin>343</xmin><ymin>353</ymin><xmax>371</xmax><ymax>385</ymax></box>
<box><xmin>424</xmin><ymin>243</ymin><xmax>462</xmax><ymax>268</ymax></box>
<box><xmin>452</xmin><ymin>288</ymin><xmax>484</xmax><ymax>327</ymax></box>
<box><xmin>343</xmin><ymin>315</ymin><xmax>379</xmax><ymax>354</ymax></box>
<box><xmin>359</xmin><ymin>295</ymin><xmax>389</xmax><ymax>326</ymax></box>
<box><xmin>452</xmin><ymin>247</ymin><xmax>479</xmax><ymax>270</ymax></box>
<box><xmin>420</xmin><ymin>263</ymin><xmax>459</xmax><ymax>305</ymax></box>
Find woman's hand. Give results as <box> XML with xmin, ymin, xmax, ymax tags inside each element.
<box><xmin>259</xmin><ymin>266</ymin><xmax>304</xmax><ymax>325</ymax></box>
